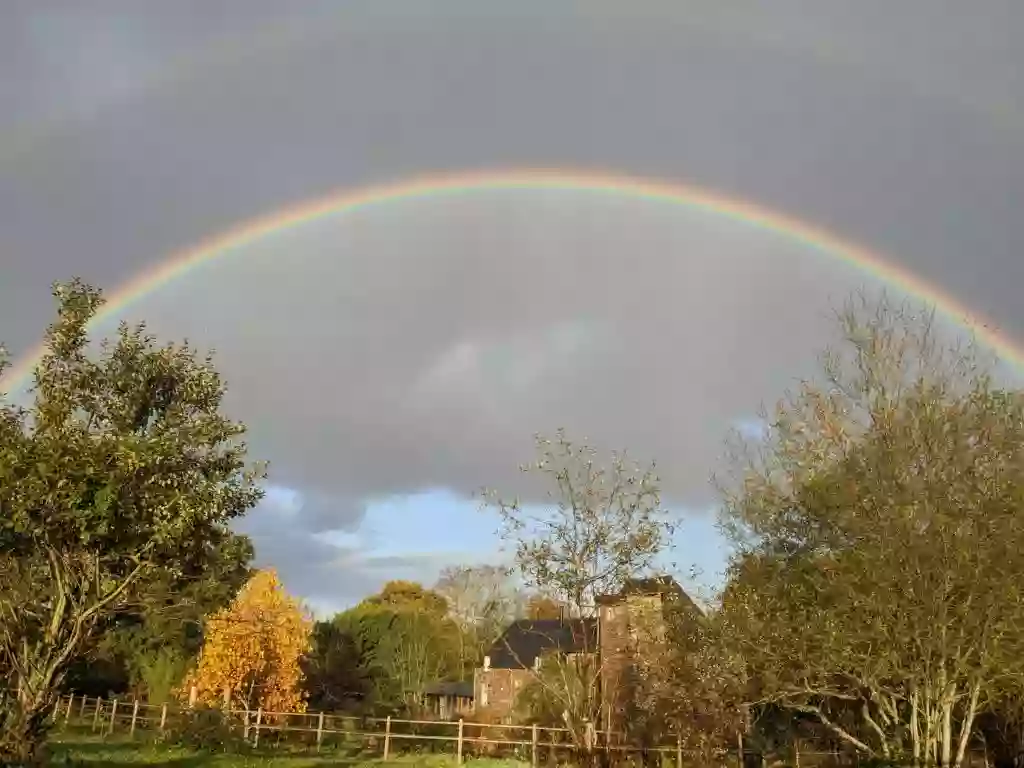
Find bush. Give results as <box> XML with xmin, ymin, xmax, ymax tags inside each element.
<box><xmin>166</xmin><ymin>705</ymin><xmax>250</xmax><ymax>752</ymax></box>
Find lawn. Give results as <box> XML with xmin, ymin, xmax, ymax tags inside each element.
<box><xmin>48</xmin><ymin>735</ymin><xmax>531</xmax><ymax>767</ymax></box>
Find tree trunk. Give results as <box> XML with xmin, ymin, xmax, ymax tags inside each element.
<box><xmin>0</xmin><ymin>684</ymin><xmax>58</xmax><ymax>766</ymax></box>
<box><xmin>942</xmin><ymin>692</ymin><xmax>955</xmax><ymax>768</ymax></box>
<box><xmin>953</xmin><ymin>685</ymin><xmax>981</xmax><ymax>768</ymax></box>
<box><xmin>912</xmin><ymin>690</ymin><xmax>923</xmax><ymax>768</ymax></box>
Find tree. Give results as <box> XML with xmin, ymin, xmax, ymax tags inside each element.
<box><xmin>301</xmin><ymin>620</ymin><xmax>376</xmax><ymax>713</ymax></box>
<box><xmin>66</xmin><ymin>531</ymin><xmax>254</xmax><ymax>701</ymax></box>
<box><xmin>335</xmin><ymin>581</ymin><xmax>466</xmax><ymax>713</ymax></box>
<box><xmin>717</xmin><ymin>295</ymin><xmax>1024</xmax><ymax>768</ymax></box>
<box><xmin>485</xmin><ymin>431</ymin><xmax>676</xmax><ymax>753</ymax></box>
<box><xmin>434</xmin><ymin>564</ymin><xmax>524</xmax><ymax>667</ymax></box>
<box><xmin>0</xmin><ymin>279</ymin><xmax>264</xmax><ymax>764</ymax></box>
<box><xmin>515</xmin><ymin>652</ymin><xmax>603</xmax><ymax>730</ymax></box>
<box><xmin>487</xmin><ymin>430</ymin><xmax>675</xmax><ymax>620</ymax></box>
<box><xmin>184</xmin><ymin>569</ymin><xmax>312</xmax><ymax>713</ymax></box>
<box><xmin>628</xmin><ymin>592</ymin><xmax>747</xmax><ymax>761</ymax></box>
<box><xmin>362</xmin><ymin>580</ymin><xmax>449</xmax><ymax>615</ymax></box>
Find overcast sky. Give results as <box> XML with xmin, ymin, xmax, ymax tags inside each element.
<box><xmin>3</xmin><ymin>1</ymin><xmax>1024</xmax><ymax>614</ymax></box>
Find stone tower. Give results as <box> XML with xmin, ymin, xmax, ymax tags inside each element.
<box><xmin>596</xmin><ymin>576</ymin><xmax>679</xmax><ymax>738</ymax></box>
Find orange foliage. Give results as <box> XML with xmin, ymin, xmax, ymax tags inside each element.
<box><xmin>183</xmin><ymin>569</ymin><xmax>313</xmax><ymax>714</ymax></box>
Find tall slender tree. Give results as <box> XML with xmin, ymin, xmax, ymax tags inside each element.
<box><xmin>485</xmin><ymin>431</ymin><xmax>676</xmax><ymax>753</ymax></box>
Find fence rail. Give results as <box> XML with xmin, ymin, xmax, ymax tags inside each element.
<box><xmin>45</xmin><ymin>693</ymin><xmax>708</xmax><ymax>766</ymax></box>
<box><xmin>11</xmin><ymin>692</ymin><xmax>990</xmax><ymax>768</ymax></box>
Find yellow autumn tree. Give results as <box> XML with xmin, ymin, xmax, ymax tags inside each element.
<box><xmin>183</xmin><ymin>568</ymin><xmax>313</xmax><ymax>714</ymax></box>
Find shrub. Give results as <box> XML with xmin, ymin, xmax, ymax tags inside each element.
<box><xmin>166</xmin><ymin>705</ymin><xmax>249</xmax><ymax>752</ymax></box>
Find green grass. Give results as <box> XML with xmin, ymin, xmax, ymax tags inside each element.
<box><xmin>48</xmin><ymin>735</ymin><xmax>531</xmax><ymax>768</ymax></box>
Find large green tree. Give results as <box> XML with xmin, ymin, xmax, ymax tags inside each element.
<box><xmin>0</xmin><ymin>280</ymin><xmax>265</xmax><ymax>764</ymax></box>
<box><xmin>301</xmin><ymin>619</ymin><xmax>377</xmax><ymax>713</ymax></box>
<box><xmin>333</xmin><ymin>581</ymin><xmax>466</xmax><ymax>713</ymax></box>
<box><xmin>717</xmin><ymin>296</ymin><xmax>1024</xmax><ymax>768</ymax></box>
<box><xmin>64</xmin><ymin>532</ymin><xmax>253</xmax><ymax>701</ymax></box>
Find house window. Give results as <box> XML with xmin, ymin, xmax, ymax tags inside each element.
<box><xmin>480</xmin><ymin>683</ymin><xmax>489</xmax><ymax>708</ymax></box>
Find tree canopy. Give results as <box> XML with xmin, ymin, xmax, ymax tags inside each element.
<box><xmin>0</xmin><ymin>279</ymin><xmax>265</xmax><ymax>764</ymax></box>
<box><xmin>184</xmin><ymin>569</ymin><xmax>312</xmax><ymax>713</ymax></box>
<box><xmin>716</xmin><ymin>297</ymin><xmax>1024</xmax><ymax>767</ymax></box>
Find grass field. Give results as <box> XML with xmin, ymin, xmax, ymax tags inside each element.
<box><xmin>48</xmin><ymin>735</ymin><xmax>531</xmax><ymax>767</ymax></box>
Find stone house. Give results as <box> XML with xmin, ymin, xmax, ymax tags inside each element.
<box><xmin>473</xmin><ymin>617</ymin><xmax>597</xmax><ymax>716</ymax></box>
<box><xmin>473</xmin><ymin>575</ymin><xmax>699</xmax><ymax>727</ymax></box>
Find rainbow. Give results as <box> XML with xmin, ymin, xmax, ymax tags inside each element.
<box><xmin>2</xmin><ymin>168</ymin><xmax>1018</xmax><ymax>391</ymax></box>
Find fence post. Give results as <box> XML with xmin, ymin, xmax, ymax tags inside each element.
<box><xmin>532</xmin><ymin>723</ymin><xmax>539</xmax><ymax>768</ymax></box>
<box><xmin>79</xmin><ymin>694</ymin><xmax>88</xmax><ymax>719</ymax></box>
<box><xmin>92</xmin><ymin>697</ymin><xmax>102</xmax><ymax>732</ymax></box>
<box><xmin>457</xmin><ymin>718</ymin><xmax>464</xmax><ymax>765</ymax></box>
<box><xmin>130</xmin><ymin>699</ymin><xmax>140</xmax><ymax>737</ymax></box>
<box><xmin>243</xmin><ymin>708</ymin><xmax>251</xmax><ymax>740</ymax></box>
<box><xmin>65</xmin><ymin>694</ymin><xmax>74</xmax><ymax>727</ymax></box>
<box><xmin>794</xmin><ymin>738</ymin><xmax>801</xmax><ymax>768</ymax></box>
<box><xmin>677</xmin><ymin>734</ymin><xmax>682</xmax><ymax>768</ymax></box>
<box><xmin>253</xmin><ymin>707</ymin><xmax>263</xmax><ymax>748</ymax></box>
<box><xmin>188</xmin><ymin>685</ymin><xmax>198</xmax><ymax>709</ymax></box>
<box><xmin>383</xmin><ymin>715</ymin><xmax>391</xmax><ymax>760</ymax></box>
<box><xmin>108</xmin><ymin>699</ymin><xmax>118</xmax><ymax>736</ymax></box>
<box><xmin>159</xmin><ymin>703</ymin><xmax>168</xmax><ymax>734</ymax></box>
<box><xmin>316</xmin><ymin>711</ymin><xmax>325</xmax><ymax>752</ymax></box>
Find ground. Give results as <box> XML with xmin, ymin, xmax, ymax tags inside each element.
<box><xmin>49</xmin><ymin>736</ymin><xmax>531</xmax><ymax>767</ymax></box>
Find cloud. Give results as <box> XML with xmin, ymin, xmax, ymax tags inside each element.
<box><xmin>2</xmin><ymin>1</ymin><xmax>1023</xmax><ymax>610</ymax></box>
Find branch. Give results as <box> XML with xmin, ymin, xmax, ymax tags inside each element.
<box><xmin>792</xmin><ymin>703</ymin><xmax>875</xmax><ymax>755</ymax></box>
<box><xmin>861</xmin><ymin>700</ymin><xmax>892</xmax><ymax>758</ymax></box>
<box><xmin>81</xmin><ymin>551</ymin><xmax>153</xmax><ymax>623</ymax></box>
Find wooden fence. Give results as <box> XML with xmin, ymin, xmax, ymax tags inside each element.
<box><xmin>11</xmin><ymin>692</ymin><xmax>995</xmax><ymax>768</ymax></box>
<box><xmin>47</xmin><ymin>693</ymin><xmax>707</xmax><ymax>766</ymax></box>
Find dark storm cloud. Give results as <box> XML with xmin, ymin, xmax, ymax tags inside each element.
<box><xmin>3</xmin><ymin>0</ymin><xmax>1024</xmax><ymax>606</ymax></box>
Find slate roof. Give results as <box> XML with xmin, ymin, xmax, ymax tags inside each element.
<box><xmin>485</xmin><ymin>618</ymin><xmax>598</xmax><ymax>670</ymax></box>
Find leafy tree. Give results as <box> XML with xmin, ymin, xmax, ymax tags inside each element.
<box><xmin>629</xmin><ymin>589</ymin><xmax>751</xmax><ymax>761</ymax></box>
<box><xmin>0</xmin><ymin>279</ymin><xmax>264</xmax><ymax>764</ymax></box>
<box><xmin>717</xmin><ymin>295</ymin><xmax>1024</xmax><ymax>768</ymax></box>
<box><xmin>362</xmin><ymin>580</ymin><xmax>449</xmax><ymax>615</ymax></box>
<box><xmin>301</xmin><ymin>620</ymin><xmax>376</xmax><ymax>713</ymax></box>
<box><xmin>487</xmin><ymin>430</ymin><xmax>675</xmax><ymax>619</ymax></box>
<box><xmin>335</xmin><ymin>582</ymin><xmax>466</xmax><ymax>712</ymax></box>
<box><xmin>65</xmin><ymin>531</ymin><xmax>254</xmax><ymax>700</ymax></box>
<box><xmin>515</xmin><ymin>652</ymin><xmax>602</xmax><ymax>729</ymax></box>
<box><xmin>184</xmin><ymin>568</ymin><xmax>313</xmax><ymax>713</ymax></box>
<box><xmin>485</xmin><ymin>431</ymin><xmax>676</xmax><ymax>752</ymax></box>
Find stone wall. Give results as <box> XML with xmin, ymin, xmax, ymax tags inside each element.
<box><xmin>473</xmin><ymin>667</ymin><xmax>532</xmax><ymax>719</ymax></box>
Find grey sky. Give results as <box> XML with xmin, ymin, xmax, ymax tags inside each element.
<box><xmin>3</xmin><ymin>1</ymin><xmax>1023</xmax><ymax>608</ymax></box>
